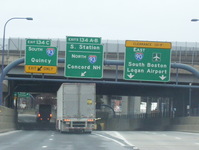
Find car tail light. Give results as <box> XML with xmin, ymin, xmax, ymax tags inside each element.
<box><xmin>50</xmin><ymin>114</ymin><xmax>52</xmax><ymax>118</ymax></box>
<box><xmin>37</xmin><ymin>114</ymin><xmax>41</xmax><ymax>117</ymax></box>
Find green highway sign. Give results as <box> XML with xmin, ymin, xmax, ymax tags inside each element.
<box><xmin>25</xmin><ymin>46</ymin><xmax>58</xmax><ymax>74</ymax></box>
<box><xmin>26</xmin><ymin>39</ymin><xmax>51</xmax><ymax>46</ymax></box>
<box><xmin>17</xmin><ymin>92</ymin><xmax>30</xmax><ymax>98</ymax></box>
<box><xmin>25</xmin><ymin>46</ymin><xmax>57</xmax><ymax>66</ymax></box>
<box><xmin>65</xmin><ymin>42</ymin><xmax>103</xmax><ymax>78</ymax></box>
<box><xmin>124</xmin><ymin>41</ymin><xmax>172</xmax><ymax>82</ymax></box>
<box><xmin>14</xmin><ymin>92</ymin><xmax>30</xmax><ymax>98</ymax></box>
<box><xmin>67</xmin><ymin>36</ymin><xmax>101</xmax><ymax>44</ymax></box>
<box><xmin>25</xmin><ymin>39</ymin><xmax>58</xmax><ymax>74</ymax></box>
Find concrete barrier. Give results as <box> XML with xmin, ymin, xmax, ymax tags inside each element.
<box><xmin>169</xmin><ymin>117</ymin><xmax>199</xmax><ymax>132</ymax></box>
<box><xmin>105</xmin><ymin>117</ymin><xmax>199</xmax><ymax>132</ymax></box>
<box><xmin>105</xmin><ymin>118</ymin><xmax>131</xmax><ymax>131</ymax></box>
<box><xmin>105</xmin><ymin>117</ymin><xmax>171</xmax><ymax>131</ymax></box>
<box><xmin>0</xmin><ymin>106</ymin><xmax>16</xmax><ymax>132</ymax></box>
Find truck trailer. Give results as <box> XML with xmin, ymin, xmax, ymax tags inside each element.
<box><xmin>36</xmin><ymin>104</ymin><xmax>52</xmax><ymax>123</ymax></box>
<box><xmin>56</xmin><ymin>83</ymin><xmax>96</xmax><ymax>133</ymax></box>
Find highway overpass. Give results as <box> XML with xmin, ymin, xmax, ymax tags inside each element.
<box><xmin>1</xmin><ymin>38</ymin><xmax>199</xmax><ymax>133</ymax></box>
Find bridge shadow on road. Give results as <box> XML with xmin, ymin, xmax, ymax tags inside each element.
<box><xmin>17</xmin><ymin>122</ymin><xmax>56</xmax><ymax>130</ymax></box>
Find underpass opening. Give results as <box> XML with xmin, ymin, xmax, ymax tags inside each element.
<box><xmin>2</xmin><ymin>58</ymin><xmax>199</xmax><ymax>131</ymax></box>
<box><xmin>5</xmin><ymin>76</ymin><xmax>194</xmax><ymax>131</ymax></box>
<box><xmin>16</xmin><ymin>92</ymin><xmax>57</xmax><ymax>130</ymax></box>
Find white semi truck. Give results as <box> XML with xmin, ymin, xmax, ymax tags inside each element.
<box><xmin>56</xmin><ymin>83</ymin><xmax>96</xmax><ymax>133</ymax></box>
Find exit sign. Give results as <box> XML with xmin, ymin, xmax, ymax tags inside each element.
<box><xmin>66</xmin><ymin>36</ymin><xmax>101</xmax><ymax>44</ymax></box>
<box><xmin>124</xmin><ymin>41</ymin><xmax>172</xmax><ymax>82</ymax></box>
<box><xmin>65</xmin><ymin>36</ymin><xmax>103</xmax><ymax>78</ymax></box>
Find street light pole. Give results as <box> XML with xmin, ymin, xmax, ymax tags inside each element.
<box><xmin>0</xmin><ymin>17</ymin><xmax>33</xmax><ymax>106</ymax></box>
<box><xmin>191</xmin><ymin>19</ymin><xmax>199</xmax><ymax>22</ymax></box>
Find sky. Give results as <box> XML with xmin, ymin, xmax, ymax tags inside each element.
<box><xmin>1</xmin><ymin>0</ymin><xmax>199</xmax><ymax>42</ymax></box>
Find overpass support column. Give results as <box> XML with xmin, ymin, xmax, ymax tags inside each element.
<box><xmin>146</xmin><ymin>98</ymin><xmax>152</xmax><ymax>116</ymax></box>
<box><xmin>128</xmin><ymin>96</ymin><xmax>141</xmax><ymax>116</ymax></box>
<box><xmin>101</xmin><ymin>95</ymin><xmax>109</xmax><ymax>105</ymax></box>
<box><xmin>121</xmin><ymin>96</ymin><xmax>128</xmax><ymax>115</ymax></box>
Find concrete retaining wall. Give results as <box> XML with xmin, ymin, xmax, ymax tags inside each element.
<box><xmin>105</xmin><ymin>117</ymin><xmax>199</xmax><ymax>132</ymax></box>
<box><xmin>105</xmin><ymin>117</ymin><xmax>171</xmax><ymax>131</ymax></box>
<box><xmin>0</xmin><ymin>106</ymin><xmax>16</xmax><ymax>132</ymax></box>
<box><xmin>169</xmin><ymin>117</ymin><xmax>199</xmax><ymax>132</ymax></box>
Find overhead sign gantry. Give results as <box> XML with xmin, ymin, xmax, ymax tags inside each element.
<box><xmin>124</xmin><ymin>41</ymin><xmax>172</xmax><ymax>82</ymax></box>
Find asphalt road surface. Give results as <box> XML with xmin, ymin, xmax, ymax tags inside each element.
<box><xmin>111</xmin><ymin>131</ymin><xmax>199</xmax><ymax>150</ymax></box>
<box><xmin>0</xmin><ymin>130</ymin><xmax>136</xmax><ymax>150</ymax></box>
<box><xmin>1</xmin><ymin>130</ymin><xmax>199</xmax><ymax>150</ymax></box>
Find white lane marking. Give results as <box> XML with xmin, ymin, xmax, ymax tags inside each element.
<box><xmin>195</xmin><ymin>143</ymin><xmax>199</xmax><ymax>145</ymax></box>
<box><xmin>94</xmin><ymin>133</ymin><xmax>125</xmax><ymax>146</ymax></box>
<box><xmin>0</xmin><ymin>130</ymin><xmax>21</xmax><ymax>136</ymax></box>
<box><xmin>171</xmin><ymin>132</ymin><xmax>199</xmax><ymax>136</ymax></box>
<box><xmin>42</xmin><ymin>146</ymin><xmax>47</xmax><ymax>148</ymax></box>
<box><xmin>49</xmin><ymin>138</ymin><xmax>53</xmax><ymax>141</ymax></box>
<box><xmin>152</xmin><ymin>132</ymin><xmax>157</xmax><ymax>135</ymax></box>
<box><xmin>113</xmin><ymin>131</ymin><xmax>134</xmax><ymax>147</ymax></box>
<box><xmin>51</xmin><ymin>135</ymin><xmax>54</xmax><ymax>137</ymax></box>
<box><xmin>162</xmin><ymin>134</ymin><xmax>167</xmax><ymax>136</ymax></box>
<box><xmin>175</xmin><ymin>137</ymin><xmax>181</xmax><ymax>140</ymax></box>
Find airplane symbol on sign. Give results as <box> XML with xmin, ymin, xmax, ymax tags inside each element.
<box><xmin>152</xmin><ymin>53</ymin><xmax>161</xmax><ymax>62</ymax></box>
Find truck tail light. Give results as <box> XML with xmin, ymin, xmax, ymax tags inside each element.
<box><xmin>64</xmin><ymin>119</ymin><xmax>71</xmax><ymax>122</ymax></box>
<box><xmin>88</xmin><ymin>119</ymin><xmax>94</xmax><ymax>122</ymax></box>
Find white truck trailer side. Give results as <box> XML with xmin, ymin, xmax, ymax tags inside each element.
<box><xmin>56</xmin><ymin>83</ymin><xmax>96</xmax><ymax>133</ymax></box>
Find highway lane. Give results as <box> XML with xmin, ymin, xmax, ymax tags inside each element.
<box><xmin>111</xmin><ymin>131</ymin><xmax>199</xmax><ymax>150</ymax></box>
<box><xmin>2</xmin><ymin>130</ymin><xmax>199</xmax><ymax>150</ymax></box>
<box><xmin>0</xmin><ymin>130</ymin><xmax>136</xmax><ymax>150</ymax></box>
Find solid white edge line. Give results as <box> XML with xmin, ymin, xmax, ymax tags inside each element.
<box><xmin>0</xmin><ymin>130</ymin><xmax>21</xmax><ymax>136</ymax></box>
<box><xmin>175</xmin><ymin>137</ymin><xmax>181</xmax><ymax>140</ymax></box>
<box><xmin>195</xmin><ymin>143</ymin><xmax>199</xmax><ymax>145</ymax></box>
<box><xmin>94</xmin><ymin>133</ymin><xmax>125</xmax><ymax>146</ymax></box>
<box><xmin>114</xmin><ymin>131</ymin><xmax>135</xmax><ymax>147</ymax></box>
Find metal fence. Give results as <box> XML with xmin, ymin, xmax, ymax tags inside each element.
<box><xmin>190</xmin><ymin>108</ymin><xmax>199</xmax><ymax>116</ymax></box>
<box><xmin>1</xmin><ymin>38</ymin><xmax>199</xmax><ymax>65</ymax></box>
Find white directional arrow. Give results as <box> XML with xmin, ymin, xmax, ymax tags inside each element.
<box><xmin>159</xmin><ymin>75</ymin><xmax>166</xmax><ymax>80</ymax></box>
<box><xmin>81</xmin><ymin>71</ymin><xmax>87</xmax><ymax>76</ymax></box>
<box><xmin>127</xmin><ymin>73</ymin><xmax>135</xmax><ymax>79</ymax></box>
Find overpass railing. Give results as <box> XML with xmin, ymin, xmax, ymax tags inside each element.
<box><xmin>100</xmin><ymin>111</ymin><xmax>172</xmax><ymax>119</ymax></box>
<box><xmin>109</xmin><ymin>108</ymin><xmax>199</xmax><ymax>119</ymax></box>
<box><xmin>190</xmin><ymin>108</ymin><xmax>199</xmax><ymax>116</ymax></box>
